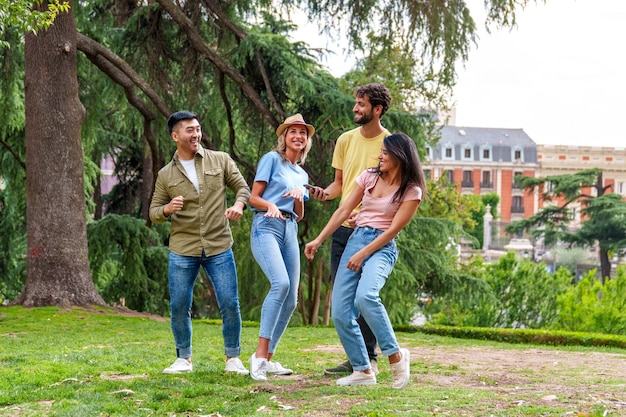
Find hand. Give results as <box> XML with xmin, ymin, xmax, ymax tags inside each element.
<box><xmin>282</xmin><ymin>188</ymin><xmax>304</xmax><ymax>202</ymax></box>
<box><xmin>347</xmin><ymin>211</ymin><xmax>358</xmax><ymax>228</ymax></box>
<box><xmin>166</xmin><ymin>195</ymin><xmax>184</xmax><ymax>216</ymax></box>
<box><xmin>308</xmin><ymin>186</ymin><xmax>329</xmax><ymax>201</ymax></box>
<box><xmin>224</xmin><ymin>202</ymin><xmax>244</xmax><ymax>220</ymax></box>
<box><xmin>346</xmin><ymin>251</ymin><xmax>366</xmax><ymax>272</ymax></box>
<box><xmin>263</xmin><ymin>203</ymin><xmax>284</xmax><ymax>219</ymax></box>
<box><xmin>304</xmin><ymin>240</ymin><xmax>321</xmax><ymax>260</ymax></box>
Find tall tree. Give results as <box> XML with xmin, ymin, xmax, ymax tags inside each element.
<box><xmin>16</xmin><ymin>2</ymin><xmax>105</xmax><ymax>307</ymax></box>
<box><xmin>507</xmin><ymin>168</ymin><xmax>626</xmax><ymax>282</ymax></box>
<box><xmin>2</xmin><ymin>0</ymin><xmax>544</xmax><ymax>311</ymax></box>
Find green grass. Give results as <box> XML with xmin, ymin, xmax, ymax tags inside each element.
<box><xmin>1</xmin><ymin>306</ymin><xmax>625</xmax><ymax>416</ymax></box>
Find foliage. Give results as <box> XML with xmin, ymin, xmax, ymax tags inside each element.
<box><xmin>0</xmin><ymin>0</ymin><xmax>70</xmax><ymax>48</ymax></box>
<box><xmin>507</xmin><ymin>168</ymin><xmax>626</xmax><ymax>280</ymax></box>
<box><xmin>383</xmin><ymin>217</ymin><xmax>472</xmax><ymax>324</ymax></box>
<box><xmin>418</xmin><ymin>176</ymin><xmax>482</xmax><ymax>230</ymax></box>
<box><xmin>0</xmin><ymin>187</ymin><xmax>26</xmax><ymax>302</ymax></box>
<box><xmin>431</xmin><ymin>253</ymin><xmax>572</xmax><ymax>329</ymax></box>
<box><xmin>0</xmin><ymin>19</ymin><xmax>27</xmax><ymax>304</ymax></box>
<box><xmin>555</xmin><ymin>266</ymin><xmax>626</xmax><ymax>335</ymax></box>
<box><xmin>87</xmin><ymin>214</ymin><xmax>169</xmax><ymax>315</ymax></box>
<box><xmin>411</xmin><ymin>324</ymin><xmax>626</xmax><ymax>350</ymax></box>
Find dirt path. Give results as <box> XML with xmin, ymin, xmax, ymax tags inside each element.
<box><xmin>311</xmin><ymin>344</ymin><xmax>626</xmax><ymax>414</ymax></box>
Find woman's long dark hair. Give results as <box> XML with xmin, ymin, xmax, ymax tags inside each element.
<box><xmin>370</xmin><ymin>132</ymin><xmax>427</xmax><ymax>204</ymax></box>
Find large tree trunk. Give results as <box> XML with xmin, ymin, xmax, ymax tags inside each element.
<box><xmin>16</xmin><ymin>4</ymin><xmax>106</xmax><ymax>308</ymax></box>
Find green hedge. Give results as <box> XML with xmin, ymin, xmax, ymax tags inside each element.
<box><xmin>396</xmin><ymin>323</ymin><xmax>626</xmax><ymax>349</ymax></box>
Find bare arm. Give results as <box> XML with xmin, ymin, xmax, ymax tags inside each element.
<box><xmin>304</xmin><ymin>184</ymin><xmax>364</xmax><ymax>259</ymax></box>
<box><xmin>309</xmin><ymin>169</ymin><xmax>343</xmax><ymax>201</ymax></box>
<box><xmin>249</xmin><ymin>181</ymin><xmax>282</xmax><ymax>218</ymax></box>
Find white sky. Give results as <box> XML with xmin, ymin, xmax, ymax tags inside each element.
<box><xmin>294</xmin><ymin>0</ymin><xmax>626</xmax><ymax>148</ymax></box>
<box><xmin>453</xmin><ymin>0</ymin><xmax>626</xmax><ymax>148</ymax></box>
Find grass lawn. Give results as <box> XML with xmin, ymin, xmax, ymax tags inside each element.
<box><xmin>1</xmin><ymin>306</ymin><xmax>625</xmax><ymax>416</ymax></box>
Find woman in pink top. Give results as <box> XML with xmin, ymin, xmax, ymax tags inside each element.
<box><xmin>305</xmin><ymin>132</ymin><xmax>426</xmax><ymax>389</ymax></box>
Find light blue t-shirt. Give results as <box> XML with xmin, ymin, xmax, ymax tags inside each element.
<box><xmin>252</xmin><ymin>151</ymin><xmax>309</xmax><ymax>217</ymax></box>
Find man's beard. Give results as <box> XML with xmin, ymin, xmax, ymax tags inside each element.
<box><xmin>354</xmin><ymin>111</ymin><xmax>373</xmax><ymax>125</ymax></box>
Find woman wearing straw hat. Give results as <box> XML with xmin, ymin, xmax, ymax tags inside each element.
<box><xmin>248</xmin><ymin>113</ymin><xmax>315</xmax><ymax>381</ymax></box>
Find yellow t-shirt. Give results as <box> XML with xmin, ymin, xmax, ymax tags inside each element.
<box><xmin>331</xmin><ymin>126</ymin><xmax>390</xmax><ymax>219</ymax></box>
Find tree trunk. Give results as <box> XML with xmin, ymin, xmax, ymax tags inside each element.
<box><xmin>141</xmin><ymin>136</ymin><xmax>154</xmax><ymax>224</ymax></box>
<box><xmin>17</xmin><ymin>4</ymin><xmax>106</xmax><ymax>308</ymax></box>
<box><xmin>599</xmin><ymin>248</ymin><xmax>611</xmax><ymax>284</ymax></box>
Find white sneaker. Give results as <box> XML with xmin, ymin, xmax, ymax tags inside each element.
<box><xmin>336</xmin><ymin>371</ymin><xmax>376</xmax><ymax>386</ymax></box>
<box><xmin>370</xmin><ymin>359</ymin><xmax>379</xmax><ymax>376</ymax></box>
<box><xmin>249</xmin><ymin>353</ymin><xmax>268</xmax><ymax>381</ymax></box>
<box><xmin>266</xmin><ymin>361</ymin><xmax>293</xmax><ymax>375</ymax></box>
<box><xmin>390</xmin><ymin>348</ymin><xmax>410</xmax><ymax>389</ymax></box>
<box><xmin>163</xmin><ymin>358</ymin><xmax>192</xmax><ymax>374</ymax></box>
<box><xmin>225</xmin><ymin>357</ymin><xmax>249</xmax><ymax>375</ymax></box>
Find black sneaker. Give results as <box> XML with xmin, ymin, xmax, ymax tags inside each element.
<box><xmin>324</xmin><ymin>360</ymin><xmax>353</xmax><ymax>375</ymax></box>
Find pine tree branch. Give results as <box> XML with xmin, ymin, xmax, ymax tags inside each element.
<box><xmin>156</xmin><ymin>0</ymin><xmax>279</xmax><ymax>129</ymax></box>
<box><xmin>75</xmin><ymin>32</ymin><xmax>170</xmax><ymax>118</ymax></box>
<box><xmin>0</xmin><ymin>135</ymin><xmax>25</xmax><ymax>170</ymax></box>
<box><xmin>200</xmin><ymin>0</ymin><xmax>285</xmax><ymax>118</ymax></box>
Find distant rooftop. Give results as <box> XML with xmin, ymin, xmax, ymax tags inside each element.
<box><xmin>440</xmin><ymin>126</ymin><xmax>536</xmax><ymax>147</ymax></box>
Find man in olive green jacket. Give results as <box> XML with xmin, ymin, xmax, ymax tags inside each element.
<box><xmin>149</xmin><ymin>111</ymin><xmax>251</xmax><ymax>375</ymax></box>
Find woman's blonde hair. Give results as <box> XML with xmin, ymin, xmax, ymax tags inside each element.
<box><xmin>275</xmin><ymin>130</ymin><xmax>313</xmax><ymax>165</ymax></box>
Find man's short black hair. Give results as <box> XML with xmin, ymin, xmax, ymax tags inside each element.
<box><xmin>167</xmin><ymin>111</ymin><xmax>198</xmax><ymax>134</ymax></box>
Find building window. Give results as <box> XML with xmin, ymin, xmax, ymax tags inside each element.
<box><xmin>511</xmin><ymin>196</ymin><xmax>524</xmax><ymax>213</ymax></box>
<box><xmin>512</xmin><ymin>148</ymin><xmax>522</xmax><ymax>161</ymax></box>
<box><xmin>462</xmin><ymin>145</ymin><xmax>472</xmax><ymax>161</ymax></box>
<box><xmin>425</xmin><ymin>146</ymin><xmax>431</xmax><ymax>159</ymax></box>
<box><xmin>462</xmin><ymin>170</ymin><xmax>473</xmax><ymax>188</ymax></box>
<box><xmin>423</xmin><ymin>169</ymin><xmax>432</xmax><ymax>179</ymax></box>
<box><xmin>442</xmin><ymin>143</ymin><xmax>454</xmax><ymax>160</ymax></box>
<box><xmin>481</xmin><ymin>171</ymin><xmax>492</xmax><ymax>188</ymax></box>
<box><xmin>445</xmin><ymin>170</ymin><xmax>454</xmax><ymax>183</ymax></box>
<box><xmin>513</xmin><ymin>171</ymin><xmax>523</xmax><ymax>189</ymax></box>
<box><xmin>479</xmin><ymin>144</ymin><xmax>492</xmax><ymax>161</ymax></box>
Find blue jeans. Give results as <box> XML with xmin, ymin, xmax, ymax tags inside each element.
<box><xmin>168</xmin><ymin>248</ymin><xmax>242</xmax><ymax>358</ymax></box>
<box><xmin>331</xmin><ymin>226</ymin><xmax>399</xmax><ymax>371</ymax></box>
<box><xmin>331</xmin><ymin>226</ymin><xmax>378</xmax><ymax>360</ymax></box>
<box><xmin>251</xmin><ymin>213</ymin><xmax>300</xmax><ymax>354</ymax></box>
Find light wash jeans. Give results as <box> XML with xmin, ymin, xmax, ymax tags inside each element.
<box><xmin>168</xmin><ymin>248</ymin><xmax>242</xmax><ymax>359</ymax></box>
<box><xmin>331</xmin><ymin>226</ymin><xmax>399</xmax><ymax>371</ymax></box>
<box><xmin>251</xmin><ymin>213</ymin><xmax>300</xmax><ymax>354</ymax></box>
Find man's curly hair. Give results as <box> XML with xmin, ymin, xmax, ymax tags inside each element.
<box><xmin>355</xmin><ymin>83</ymin><xmax>392</xmax><ymax>117</ymax></box>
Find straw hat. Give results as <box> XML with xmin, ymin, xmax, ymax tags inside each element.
<box><xmin>275</xmin><ymin>113</ymin><xmax>315</xmax><ymax>138</ymax></box>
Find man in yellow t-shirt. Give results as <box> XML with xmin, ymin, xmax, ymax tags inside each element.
<box><xmin>309</xmin><ymin>83</ymin><xmax>391</xmax><ymax>375</ymax></box>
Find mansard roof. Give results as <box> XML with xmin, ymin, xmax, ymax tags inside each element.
<box><xmin>439</xmin><ymin>126</ymin><xmax>536</xmax><ymax>147</ymax></box>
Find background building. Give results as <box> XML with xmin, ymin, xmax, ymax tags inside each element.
<box><xmin>424</xmin><ymin>126</ymin><xmax>539</xmax><ymax>222</ymax></box>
